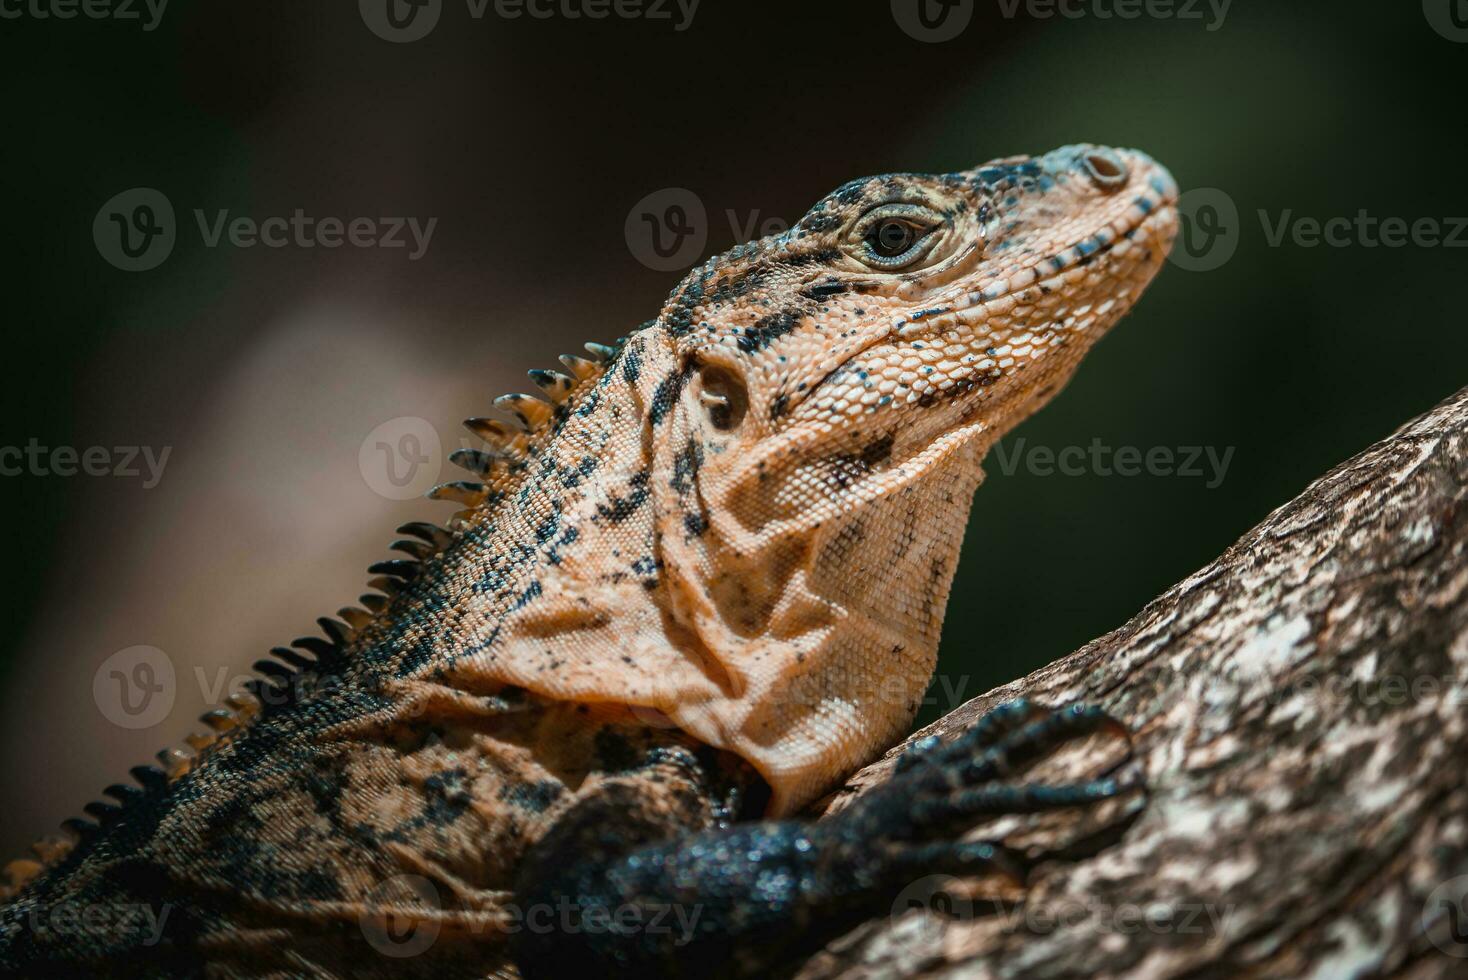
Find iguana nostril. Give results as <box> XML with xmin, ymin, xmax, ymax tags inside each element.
<box><xmin>1083</xmin><ymin>150</ymin><xmax>1128</xmax><ymax>189</ymax></box>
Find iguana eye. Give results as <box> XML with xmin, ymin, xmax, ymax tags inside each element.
<box><xmin>854</xmin><ymin>204</ymin><xmax>942</xmax><ymax>270</ymax></box>
<box><xmin>698</xmin><ymin>364</ymin><xmax>748</xmax><ymax>431</ymax></box>
<box><xmin>871</xmin><ymin>219</ymin><xmax>919</xmax><ymax>257</ymax></box>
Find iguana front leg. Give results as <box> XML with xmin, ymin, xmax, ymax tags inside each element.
<box><xmin>510</xmin><ymin>701</ymin><xmax>1132</xmax><ymax>978</ymax></box>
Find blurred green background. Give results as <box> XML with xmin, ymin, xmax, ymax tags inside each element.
<box><xmin>1</xmin><ymin>0</ymin><xmax>1464</xmax><ymax>850</ymax></box>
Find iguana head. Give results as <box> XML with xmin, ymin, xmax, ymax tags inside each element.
<box><xmin>658</xmin><ymin>144</ymin><xmax>1177</xmax><ymax>489</ymax></box>
<box><xmin>647</xmin><ymin>144</ymin><xmax>1177</xmax><ymax>808</ymax></box>
<box><xmin>447</xmin><ymin>144</ymin><xmax>1177</xmax><ymax>814</ymax></box>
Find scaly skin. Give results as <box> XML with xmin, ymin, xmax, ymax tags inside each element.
<box><xmin>0</xmin><ymin>143</ymin><xmax>1177</xmax><ymax>977</ymax></box>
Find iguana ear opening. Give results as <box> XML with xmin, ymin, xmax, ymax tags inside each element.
<box><xmin>697</xmin><ymin>365</ymin><xmax>748</xmax><ymax>431</ymax></box>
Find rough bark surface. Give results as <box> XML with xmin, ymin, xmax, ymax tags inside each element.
<box><xmin>801</xmin><ymin>386</ymin><xmax>1468</xmax><ymax>979</ymax></box>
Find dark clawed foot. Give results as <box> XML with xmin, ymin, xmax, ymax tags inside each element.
<box><xmin>882</xmin><ymin>839</ymin><xmax>1027</xmax><ymax>889</ymax></box>
<box><xmin>894</xmin><ymin>733</ymin><xmax>944</xmax><ymax>774</ymax></box>
<box><xmin>894</xmin><ymin>698</ymin><xmax>1046</xmax><ymax>774</ymax></box>
<box><xmin>847</xmin><ymin>700</ymin><xmax>1138</xmax><ymax>848</ymax></box>
<box><xmin>511</xmin><ymin>701</ymin><xmax>1139</xmax><ymax>979</ymax></box>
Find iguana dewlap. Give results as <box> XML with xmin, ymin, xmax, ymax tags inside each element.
<box><xmin>0</xmin><ymin>143</ymin><xmax>1177</xmax><ymax>978</ymax></box>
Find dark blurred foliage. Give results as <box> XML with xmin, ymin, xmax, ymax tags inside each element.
<box><xmin>0</xmin><ymin>0</ymin><xmax>1463</xmax><ymax>851</ymax></box>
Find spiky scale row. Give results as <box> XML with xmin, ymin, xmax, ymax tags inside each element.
<box><xmin>4</xmin><ymin>339</ymin><xmax>621</xmax><ymax>900</ymax></box>
<box><xmin>558</xmin><ymin>354</ymin><xmax>600</xmax><ymax>382</ymax></box>
<box><xmin>156</xmin><ymin>747</ymin><xmax>193</xmax><ymax>779</ymax></box>
<box><xmin>464</xmin><ymin>416</ymin><xmax>521</xmax><ymax>447</ymax></box>
<box><xmin>528</xmin><ymin>368</ymin><xmax>577</xmax><ymax>403</ymax></box>
<box><xmin>388</xmin><ymin>539</ymin><xmax>432</xmax><ymax>560</ymax></box>
<box><xmin>317</xmin><ymin>617</ymin><xmax>354</xmax><ymax>646</ymax></box>
<box><xmin>292</xmin><ymin>636</ymin><xmax>336</xmax><ymax>659</ymax></box>
<box><xmin>367</xmin><ymin>575</ymin><xmax>400</xmax><ymax>596</ymax></box>
<box><xmin>201</xmin><ymin>710</ymin><xmax>238</xmax><ymax>733</ymax></box>
<box><xmin>60</xmin><ymin>818</ymin><xmax>96</xmax><ymax>839</ymax></box>
<box><xmin>495</xmin><ymin>393</ymin><xmax>555</xmax><ymax>431</ymax></box>
<box><xmin>253</xmin><ymin>659</ymin><xmax>294</xmax><ymax>682</ymax></box>
<box><xmin>427</xmin><ymin>481</ymin><xmax>488</xmax><ymax>507</ymax></box>
<box><xmin>82</xmin><ymin>801</ymin><xmax>118</xmax><ymax>822</ymax></box>
<box><xmin>398</xmin><ymin>521</ymin><xmax>452</xmax><ymax>549</ymax></box>
<box><xmin>449</xmin><ymin>448</ymin><xmax>500</xmax><ymax>479</ymax></box>
<box><xmin>338</xmin><ymin>607</ymin><xmax>373</xmax><ymax>631</ymax></box>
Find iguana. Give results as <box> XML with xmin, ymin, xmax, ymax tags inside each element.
<box><xmin>0</xmin><ymin>142</ymin><xmax>1178</xmax><ymax>977</ymax></box>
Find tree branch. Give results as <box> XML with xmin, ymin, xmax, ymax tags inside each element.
<box><xmin>802</xmin><ymin>386</ymin><xmax>1468</xmax><ymax>979</ymax></box>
